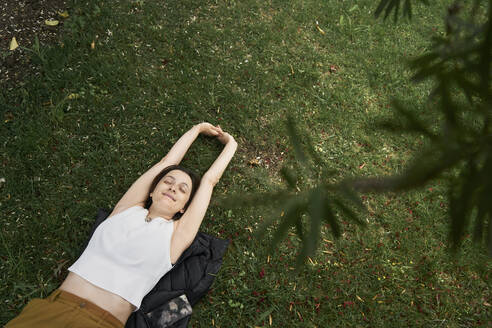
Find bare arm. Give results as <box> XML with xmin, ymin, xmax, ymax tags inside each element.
<box><xmin>111</xmin><ymin>124</ymin><xmax>204</xmax><ymax>214</ymax></box>
<box><xmin>175</xmin><ymin>137</ymin><xmax>238</xmax><ymax>247</ymax></box>
<box><xmin>202</xmin><ymin>134</ymin><xmax>238</xmax><ymax>185</ymax></box>
<box><xmin>161</xmin><ymin>125</ymin><xmax>201</xmax><ymax>166</ymax></box>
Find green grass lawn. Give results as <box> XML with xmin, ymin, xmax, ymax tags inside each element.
<box><xmin>1</xmin><ymin>0</ymin><xmax>490</xmax><ymax>327</ymax></box>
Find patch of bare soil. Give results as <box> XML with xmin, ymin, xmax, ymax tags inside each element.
<box><xmin>1</xmin><ymin>0</ymin><xmax>69</xmax><ymax>88</ymax></box>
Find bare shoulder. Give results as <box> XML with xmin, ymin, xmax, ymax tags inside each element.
<box><xmin>170</xmin><ymin>220</ymin><xmax>192</xmax><ymax>264</ymax></box>
<box><xmin>173</xmin><ymin>220</ymin><xmax>180</xmax><ymax>232</ymax></box>
<box><xmin>108</xmin><ymin>202</ymin><xmax>146</xmax><ymax>218</ymax></box>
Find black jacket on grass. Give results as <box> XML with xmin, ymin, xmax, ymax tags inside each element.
<box><xmin>81</xmin><ymin>208</ymin><xmax>229</xmax><ymax>328</ymax></box>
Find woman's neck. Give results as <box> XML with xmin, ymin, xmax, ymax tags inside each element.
<box><xmin>147</xmin><ymin>206</ymin><xmax>174</xmax><ymax>221</ymax></box>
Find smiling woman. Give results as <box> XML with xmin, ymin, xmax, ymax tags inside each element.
<box><xmin>144</xmin><ymin>165</ymin><xmax>201</xmax><ymax>222</ymax></box>
<box><xmin>5</xmin><ymin>122</ymin><xmax>238</xmax><ymax>328</ymax></box>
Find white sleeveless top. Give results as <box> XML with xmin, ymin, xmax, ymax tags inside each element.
<box><xmin>68</xmin><ymin>205</ymin><xmax>174</xmax><ymax>312</ymax></box>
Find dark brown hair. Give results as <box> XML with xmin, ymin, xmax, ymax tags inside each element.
<box><xmin>144</xmin><ymin>164</ymin><xmax>201</xmax><ymax>220</ymax></box>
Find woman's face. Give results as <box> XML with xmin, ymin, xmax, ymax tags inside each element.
<box><xmin>150</xmin><ymin>169</ymin><xmax>193</xmax><ymax>215</ymax></box>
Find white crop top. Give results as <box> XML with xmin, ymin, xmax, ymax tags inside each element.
<box><xmin>68</xmin><ymin>205</ymin><xmax>174</xmax><ymax>312</ymax></box>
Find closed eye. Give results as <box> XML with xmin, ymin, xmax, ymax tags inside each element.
<box><xmin>163</xmin><ymin>176</ymin><xmax>188</xmax><ymax>192</ymax></box>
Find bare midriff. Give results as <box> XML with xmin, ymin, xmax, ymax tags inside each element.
<box><xmin>58</xmin><ymin>272</ymin><xmax>136</xmax><ymax>325</ymax></box>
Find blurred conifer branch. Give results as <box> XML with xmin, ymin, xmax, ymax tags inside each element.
<box><xmin>374</xmin><ymin>0</ymin><xmax>430</xmax><ymax>22</ymax></box>
<box><xmin>219</xmin><ymin>0</ymin><xmax>491</xmax><ymax>267</ymax></box>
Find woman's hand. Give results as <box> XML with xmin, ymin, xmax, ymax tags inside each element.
<box><xmin>196</xmin><ymin>122</ymin><xmax>221</xmax><ymax>137</ymax></box>
<box><xmin>215</xmin><ymin>125</ymin><xmax>235</xmax><ymax>145</ymax></box>
<box><xmin>196</xmin><ymin>122</ymin><xmax>235</xmax><ymax>145</ymax></box>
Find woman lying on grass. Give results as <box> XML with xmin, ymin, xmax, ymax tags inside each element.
<box><xmin>6</xmin><ymin>122</ymin><xmax>238</xmax><ymax>328</ymax></box>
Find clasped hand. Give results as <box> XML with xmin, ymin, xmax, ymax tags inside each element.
<box><xmin>196</xmin><ymin>122</ymin><xmax>234</xmax><ymax>144</ymax></box>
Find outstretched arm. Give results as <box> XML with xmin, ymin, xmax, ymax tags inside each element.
<box><xmin>173</xmin><ymin>132</ymin><xmax>237</xmax><ymax>252</ymax></box>
<box><xmin>111</xmin><ymin>123</ymin><xmax>220</xmax><ymax>214</ymax></box>
<box><xmin>202</xmin><ymin>130</ymin><xmax>238</xmax><ymax>185</ymax></box>
<box><xmin>162</xmin><ymin>124</ymin><xmax>201</xmax><ymax>165</ymax></box>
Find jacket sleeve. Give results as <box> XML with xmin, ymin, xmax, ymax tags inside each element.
<box><xmin>187</xmin><ymin>234</ymin><xmax>230</xmax><ymax>306</ymax></box>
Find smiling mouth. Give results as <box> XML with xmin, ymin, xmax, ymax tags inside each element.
<box><xmin>162</xmin><ymin>192</ymin><xmax>175</xmax><ymax>201</ymax></box>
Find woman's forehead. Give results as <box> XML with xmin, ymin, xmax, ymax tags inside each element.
<box><xmin>165</xmin><ymin>170</ymin><xmax>192</xmax><ymax>183</ymax></box>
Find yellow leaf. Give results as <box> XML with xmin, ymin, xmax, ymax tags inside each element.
<box><xmin>269</xmin><ymin>314</ymin><xmax>272</xmax><ymax>326</ymax></box>
<box><xmin>316</xmin><ymin>25</ymin><xmax>325</xmax><ymax>35</ymax></box>
<box><xmin>248</xmin><ymin>158</ymin><xmax>260</xmax><ymax>166</ymax></box>
<box><xmin>356</xmin><ymin>295</ymin><xmax>364</xmax><ymax>302</ymax></box>
<box><xmin>9</xmin><ymin>37</ymin><xmax>18</xmax><ymax>50</ymax></box>
<box><xmin>58</xmin><ymin>11</ymin><xmax>70</xmax><ymax>18</ymax></box>
<box><xmin>45</xmin><ymin>19</ymin><xmax>59</xmax><ymax>26</ymax></box>
<box><xmin>91</xmin><ymin>41</ymin><xmax>95</xmax><ymax>49</ymax></box>
<box><xmin>67</xmin><ymin>93</ymin><xmax>80</xmax><ymax>100</ymax></box>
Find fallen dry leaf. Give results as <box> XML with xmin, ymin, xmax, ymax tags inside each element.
<box><xmin>248</xmin><ymin>158</ymin><xmax>260</xmax><ymax>166</ymax></box>
<box><xmin>67</xmin><ymin>93</ymin><xmax>80</xmax><ymax>100</ymax></box>
<box><xmin>315</xmin><ymin>20</ymin><xmax>325</xmax><ymax>35</ymax></box>
<box><xmin>45</xmin><ymin>19</ymin><xmax>59</xmax><ymax>26</ymax></box>
<box><xmin>58</xmin><ymin>11</ymin><xmax>69</xmax><ymax>19</ymax></box>
<box><xmin>9</xmin><ymin>37</ymin><xmax>18</xmax><ymax>50</ymax></box>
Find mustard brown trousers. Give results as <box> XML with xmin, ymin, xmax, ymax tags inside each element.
<box><xmin>5</xmin><ymin>289</ymin><xmax>124</xmax><ymax>328</ymax></box>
